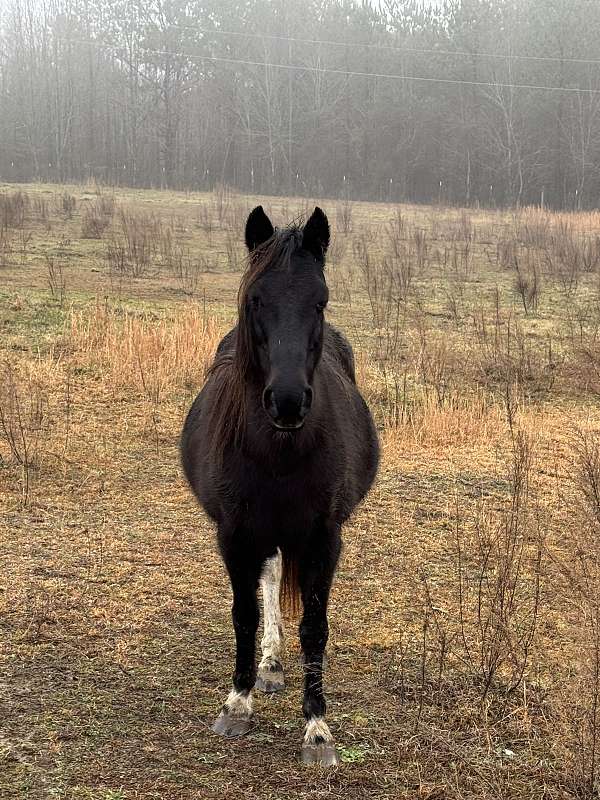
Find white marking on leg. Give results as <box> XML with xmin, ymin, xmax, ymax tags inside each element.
<box><xmin>303</xmin><ymin>717</ymin><xmax>333</xmax><ymax>744</ymax></box>
<box><xmin>224</xmin><ymin>689</ymin><xmax>253</xmax><ymax>718</ymax></box>
<box><xmin>259</xmin><ymin>550</ymin><xmax>284</xmax><ymax>670</ymax></box>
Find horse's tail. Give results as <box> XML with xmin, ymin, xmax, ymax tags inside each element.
<box><xmin>280</xmin><ymin>549</ymin><xmax>301</xmax><ymax>617</ymax></box>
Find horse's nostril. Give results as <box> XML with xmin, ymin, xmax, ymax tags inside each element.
<box><xmin>300</xmin><ymin>387</ymin><xmax>313</xmax><ymax>417</ymax></box>
<box><xmin>263</xmin><ymin>387</ymin><xmax>276</xmax><ymax>413</ymax></box>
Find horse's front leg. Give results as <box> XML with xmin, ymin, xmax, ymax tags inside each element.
<box><xmin>299</xmin><ymin>522</ymin><xmax>341</xmax><ymax>766</ymax></box>
<box><xmin>256</xmin><ymin>549</ymin><xmax>285</xmax><ymax>693</ymax></box>
<box><xmin>212</xmin><ymin>532</ymin><xmax>262</xmax><ymax>738</ymax></box>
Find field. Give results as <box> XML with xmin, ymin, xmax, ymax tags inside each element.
<box><xmin>2</xmin><ymin>182</ymin><xmax>600</xmax><ymax>799</ymax></box>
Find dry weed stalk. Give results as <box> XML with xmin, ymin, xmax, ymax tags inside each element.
<box><xmin>212</xmin><ymin>183</ymin><xmax>235</xmax><ymax>228</ymax></box>
<box><xmin>336</xmin><ymin>199</ymin><xmax>353</xmax><ymax>234</ymax></box>
<box><xmin>69</xmin><ymin>303</ymin><xmax>222</xmax><ymax>450</ymax></box>
<box><xmin>45</xmin><ymin>254</ymin><xmax>66</xmax><ymax>305</ymax></box>
<box><xmin>513</xmin><ymin>254</ymin><xmax>541</xmax><ymax>315</ymax></box>
<box><xmin>471</xmin><ymin>302</ymin><xmax>557</xmax><ymax>396</ymax></box>
<box><xmin>0</xmin><ymin>360</ymin><xmax>53</xmax><ymax>505</ymax></box>
<box><xmin>225</xmin><ymin>230</ymin><xmax>243</xmax><ymax>271</ymax></box>
<box><xmin>552</xmin><ymin>429</ymin><xmax>600</xmax><ymax>794</ymax></box>
<box><xmin>0</xmin><ymin>225</ymin><xmax>13</xmax><ymax>268</ymax></box>
<box><xmin>454</xmin><ymin>431</ymin><xmax>542</xmax><ymax>698</ymax></box>
<box><xmin>69</xmin><ymin>303</ymin><xmax>222</xmax><ymax>399</ymax></box>
<box><xmin>355</xmin><ymin>233</ymin><xmax>410</xmax><ymax>366</ymax></box>
<box><xmin>56</xmin><ymin>191</ymin><xmax>76</xmax><ymax>219</ymax></box>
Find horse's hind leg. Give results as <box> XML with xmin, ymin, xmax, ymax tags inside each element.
<box><xmin>212</xmin><ymin>532</ymin><xmax>262</xmax><ymax>738</ymax></box>
<box><xmin>299</xmin><ymin>523</ymin><xmax>341</xmax><ymax>767</ymax></box>
<box><xmin>256</xmin><ymin>550</ymin><xmax>285</xmax><ymax>693</ymax></box>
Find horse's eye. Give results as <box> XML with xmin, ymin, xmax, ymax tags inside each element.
<box><xmin>251</xmin><ymin>296</ymin><xmax>261</xmax><ymax>310</ymax></box>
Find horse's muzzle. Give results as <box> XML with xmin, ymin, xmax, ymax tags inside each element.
<box><xmin>262</xmin><ymin>385</ymin><xmax>313</xmax><ymax>430</ymax></box>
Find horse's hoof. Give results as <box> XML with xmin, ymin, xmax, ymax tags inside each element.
<box><xmin>255</xmin><ymin>662</ymin><xmax>285</xmax><ymax>694</ymax></box>
<box><xmin>301</xmin><ymin>742</ymin><xmax>340</xmax><ymax>767</ymax></box>
<box><xmin>211</xmin><ymin>711</ymin><xmax>253</xmax><ymax>738</ymax></box>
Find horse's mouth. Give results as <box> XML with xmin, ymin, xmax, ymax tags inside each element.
<box><xmin>272</xmin><ymin>418</ymin><xmax>305</xmax><ymax>431</ymax></box>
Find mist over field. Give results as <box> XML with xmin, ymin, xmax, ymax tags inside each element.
<box><xmin>3</xmin><ymin>2</ymin><xmax>600</xmax><ymax>799</ymax></box>
<box><xmin>1</xmin><ymin>0</ymin><xmax>600</xmax><ymax>208</ymax></box>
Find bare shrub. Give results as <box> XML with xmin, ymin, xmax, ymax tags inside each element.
<box><xmin>413</xmin><ymin>228</ymin><xmax>428</xmax><ymax>270</ymax></box>
<box><xmin>225</xmin><ymin>230</ymin><xmax>243</xmax><ymax>271</ymax></box>
<box><xmin>212</xmin><ymin>183</ymin><xmax>233</xmax><ymax>228</ymax></box>
<box><xmin>385</xmin><ymin>208</ymin><xmax>406</xmax><ymax>258</ymax></box>
<box><xmin>196</xmin><ymin>202</ymin><xmax>214</xmax><ymax>239</ymax></box>
<box><xmin>496</xmin><ymin>238</ymin><xmax>518</xmax><ymax>269</ymax></box>
<box><xmin>442</xmin><ymin>286</ymin><xmax>464</xmax><ymax>325</ymax></box>
<box><xmin>81</xmin><ymin>195</ymin><xmax>115</xmax><ymax>238</ymax></box>
<box><xmin>0</xmin><ymin>190</ymin><xmax>28</xmax><ymax>229</ymax></box>
<box><xmin>471</xmin><ymin>303</ymin><xmax>558</xmax><ymax>396</ymax></box>
<box><xmin>454</xmin><ymin>431</ymin><xmax>542</xmax><ymax>698</ymax></box>
<box><xmin>45</xmin><ymin>255</ymin><xmax>66</xmax><ymax>305</ymax></box>
<box><xmin>335</xmin><ymin>199</ymin><xmax>353</xmax><ymax>234</ymax></box>
<box><xmin>457</xmin><ymin>210</ymin><xmax>473</xmax><ymax>241</ymax></box>
<box><xmin>0</xmin><ymin>361</ymin><xmax>53</xmax><ymax>505</ymax></box>
<box><xmin>32</xmin><ymin>195</ymin><xmax>48</xmax><ymax>223</ymax></box>
<box><xmin>379</xmin><ymin>431</ymin><xmax>542</xmax><ymax>738</ymax></box>
<box><xmin>327</xmin><ymin>236</ymin><xmax>347</xmax><ymax>268</ymax></box>
<box><xmin>355</xmin><ymin>233</ymin><xmax>408</xmax><ymax>364</ymax></box>
<box><xmin>542</xmin><ymin>220</ymin><xmax>583</xmax><ymax>296</ymax></box>
<box><xmin>0</xmin><ymin>226</ymin><xmax>13</xmax><ymax>267</ymax></box>
<box><xmin>513</xmin><ymin>255</ymin><xmax>541</xmax><ymax>315</ymax></box>
<box><xmin>582</xmin><ymin>235</ymin><xmax>600</xmax><ymax>273</ymax></box>
<box><xmin>56</xmin><ymin>191</ymin><xmax>76</xmax><ymax>220</ymax></box>
<box><xmin>555</xmin><ymin>298</ymin><xmax>600</xmax><ymax>399</ymax></box>
<box><xmin>414</xmin><ymin>324</ymin><xmax>455</xmax><ymax>407</ymax></box>
<box><xmin>552</xmin><ymin>430</ymin><xmax>600</xmax><ymax>794</ymax></box>
<box><xmin>18</xmin><ymin>228</ymin><xmax>33</xmax><ymax>265</ymax></box>
<box><xmin>105</xmin><ymin>207</ymin><xmax>164</xmax><ymax>278</ymax></box>
<box><xmin>169</xmin><ymin>246</ymin><xmax>203</xmax><ymax>296</ymax></box>
<box><xmin>517</xmin><ymin>207</ymin><xmax>551</xmax><ymax>249</ymax></box>
<box><xmin>119</xmin><ymin>207</ymin><xmax>162</xmax><ymax>268</ymax></box>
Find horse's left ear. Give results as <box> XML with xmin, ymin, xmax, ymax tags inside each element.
<box><xmin>303</xmin><ymin>207</ymin><xmax>330</xmax><ymax>259</ymax></box>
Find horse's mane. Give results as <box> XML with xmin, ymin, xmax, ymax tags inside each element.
<box><xmin>207</xmin><ymin>227</ymin><xmax>304</xmax><ymax>459</ymax></box>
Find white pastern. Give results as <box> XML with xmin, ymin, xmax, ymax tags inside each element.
<box><xmin>259</xmin><ymin>550</ymin><xmax>284</xmax><ymax>669</ymax></box>
<box><xmin>304</xmin><ymin>716</ymin><xmax>334</xmax><ymax>744</ymax></box>
<box><xmin>224</xmin><ymin>689</ymin><xmax>253</xmax><ymax>718</ymax></box>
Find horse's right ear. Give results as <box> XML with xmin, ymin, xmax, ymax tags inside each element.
<box><xmin>245</xmin><ymin>206</ymin><xmax>274</xmax><ymax>251</ymax></box>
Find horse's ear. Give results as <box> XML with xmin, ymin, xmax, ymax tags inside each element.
<box><xmin>245</xmin><ymin>206</ymin><xmax>274</xmax><ymax>251</ymax></box>
<box><xmin>302</xmin><ymin>207</ymin><xmax>330</xmax><ymax>259</ymax></box>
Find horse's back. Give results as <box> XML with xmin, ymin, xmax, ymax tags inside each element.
<box><xmin>324</xmin><ymin>324</ymin><xmax>356</xmax><ymax>383</ymax></box>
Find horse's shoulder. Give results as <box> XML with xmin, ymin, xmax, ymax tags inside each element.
<box><xmin>324</xmin><ymin>324</ymin><xmax>356</xmax><ymax>383</ymax></box>
<box><xmin>215</xmin><ymin>326</ymin><xmax>237</xmax><ymax>358</ymax></box>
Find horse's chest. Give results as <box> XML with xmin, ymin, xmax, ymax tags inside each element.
<box><xmin>235</xmin><ymin>468</ymin><xmax>327</xmax><ymax>533</ymax></box>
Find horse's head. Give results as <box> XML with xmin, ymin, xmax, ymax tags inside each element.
<box><xmin>240</xmin><ymin>205</ymin><xmax>330</xmax><ymax>431</ymax></box>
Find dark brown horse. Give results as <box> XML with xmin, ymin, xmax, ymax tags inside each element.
<box><xmin>181</xmin><ymin>206</ymin><xmax>379</xmax><ymax>765</ymax></box>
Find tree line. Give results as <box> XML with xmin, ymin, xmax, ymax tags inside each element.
<box><xmin>1</xmin><ymin>0</ymin><xmax>599</xmax><ymax>209</ymax></box>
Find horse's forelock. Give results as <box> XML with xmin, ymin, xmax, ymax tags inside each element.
<box><xmin>239</xmin><ymin>227</ymin><xmax>303</xmax><ymax>302</ymax></box>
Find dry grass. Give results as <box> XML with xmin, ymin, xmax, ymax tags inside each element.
<box><xmin>3</xmin><ymin>182</ymin><xmax>600</xmax><ymax>798</ymax></box>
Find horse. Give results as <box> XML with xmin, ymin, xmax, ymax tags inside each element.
<box><xmin>180</xmin><ymin>205</ymin><xmax>379</xmax><ymax>766</ymax></box>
